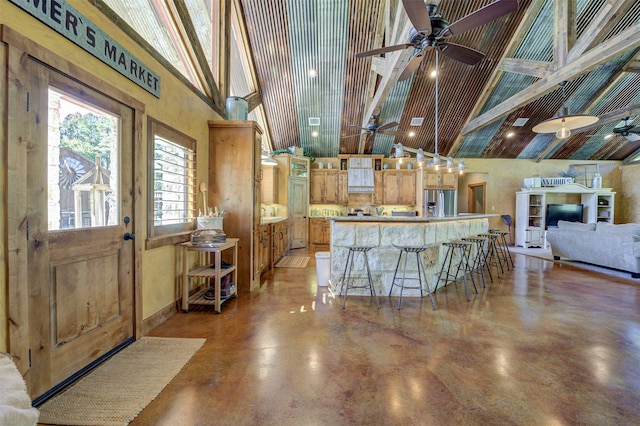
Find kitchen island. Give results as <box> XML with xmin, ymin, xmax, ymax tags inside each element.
<box><xmin>326</xmin><ymin>214</ymin><xmax>497</xmax><ymax>297</ymax></box>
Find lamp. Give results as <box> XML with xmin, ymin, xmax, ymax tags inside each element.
<box><xmin>532</xmin><ymin>81</ymin><xmax>599</xmax><ymax>138</ymax></box>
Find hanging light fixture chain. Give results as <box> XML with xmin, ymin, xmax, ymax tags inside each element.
<box><xmin>434</xmin><ymin>49</ymin><xmax>439</xmax><ymax>158</ymax></box>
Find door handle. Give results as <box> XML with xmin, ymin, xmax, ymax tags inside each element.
<box><xmin>124</xmin><ymin>232</ymin><xmax>135</xmax><ymax>240</ymax></box>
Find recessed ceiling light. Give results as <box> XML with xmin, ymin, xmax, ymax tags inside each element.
<box><xmin>308</xmin><ymin>69</ymin><xmax>317</xmax><ymax>78</ymax></box>
<box><xmin>513</xmin><ymin>118</ymin><xmax>529</xmax><ymax>127</ymax></box>
<box><xmin>311</xmin><ymin>130</ymin><xmax>319</xmax><ymax>137</ymax></box>
<box><xmin>408</xmin><ymin>131</ymin><xmax>416</xmax><ymax>137</ymax></box>
<box><xmin>410</xmin><ymin>117</ymin><xmax>424</xmax><ymax>126</ymax></box>
<box><xmin>506</xmin><ymin>132</ymin><xmax>515</xmax><ymax>138</ymax></box>
<box><xmin>430</xmin><ymin>69</ymin><xmax>437</xmax><ymax>78</ymax></box>
<box><xmin>604</xmin><ymin>133</ymin><xmax>614</xmax><ymax>140</ymax></box>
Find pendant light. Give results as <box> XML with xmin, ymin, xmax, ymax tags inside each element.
<box><xmin>532</xmin><ymin>81</ymin><xmax>599</xmax><ymax>139</ymax></box>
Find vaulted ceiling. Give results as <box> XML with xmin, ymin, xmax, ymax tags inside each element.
<box><xmin>239</xmin><ymin>0</ymin><xmax>640</xmax><ymax>163</ymax></box>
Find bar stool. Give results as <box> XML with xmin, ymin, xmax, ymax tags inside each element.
<box><xmin>478</xmin><ymin>233</ymin><xmax>504</xmax><ymax>278</ymax></box>
<box><xmin>339</xmin><ymin>246</ymin><xmax>380</xmax><ymax>309</ymax></box>
<box><xmin>434</xmin><ymin>240</ymin><xmax>477</xmax><ymax>301</ymax></box>
<box><xmin>461</xmin><ymin>236</ymin><xmax>492</xmax><ymax>288</ymax></box>
<box><xmin>389</xmin><ymin>244</ymin><xmax>437</xmax><ymax>310</ymax></box>
<box><xmin>489</xmin><ymin>229</ymin><xmax>514</xmax><ymax>269</ymax></box>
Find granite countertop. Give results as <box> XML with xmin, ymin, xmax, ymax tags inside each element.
<box><xmin>326</xmin><ymin>213</ymin><xmax>498</xmax><ymax>222</ymax></box>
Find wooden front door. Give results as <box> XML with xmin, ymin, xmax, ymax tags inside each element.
<box><xmin>8</xmin><ymin>56</ymin><xmax>135</xmax><ymax>400</ymax></box>
<box><xmin>289</xmin><ymin>178</ymin><xmax>309</xmax><ymax>249</ymax></box>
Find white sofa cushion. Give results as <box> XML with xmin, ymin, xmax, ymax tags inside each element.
<box><xmin>595</xmin><ymin>222</ymin><xmax>640</xmax><ymax>235</ymax></box>
<box><xmin>557</xmin><ymin>220</ymin><xmax>596</xmax><ymax>231</ymax></box>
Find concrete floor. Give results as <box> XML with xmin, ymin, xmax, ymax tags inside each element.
<box><xmin>132</xmin><ymin>247</ymin><xmax>640</xmax><ymax>425</ymax></box>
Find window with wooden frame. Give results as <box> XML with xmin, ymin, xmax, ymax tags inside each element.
<box><xmin>146</xmin><ymin>118</ymin><xmax>197</xmax><ymax>248</ymax></box>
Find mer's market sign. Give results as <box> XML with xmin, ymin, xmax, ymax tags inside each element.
<box><xmin>10</xmin><ymin>0</ymin><xmax>161</xmax><ymax>98</ymax></box>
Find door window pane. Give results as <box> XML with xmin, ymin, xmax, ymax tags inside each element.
<box><xmin>48</xmin><ymin>89</ymin><xmax>120</xmax><ymax>230</ymax></box>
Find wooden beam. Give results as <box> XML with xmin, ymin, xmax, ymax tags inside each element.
<box><xmin>170</xmin><ymin>0</ymin><xmax>224</xmax><ymax>109</ymax></box>
<box><xmin>244</xmin><ymin>91</ymin><xmax>261</xmax><ymax>112</ymax></box>
<box><xmin>498</xmin><ymin>58</ymin><xmax>551</xmax><ymax>78</ymax></box>
<box><xmin>566</xmin><ymin>0</ymin><xmax>635</xmax><ymax>63</ymax></box>
<box><xmin>461</xmin><ymin>21</ymin><xmax>640</xmax><ymax>135</ymax></box>
<box><xmin>623</xmin><ymin>59</ymin><xmax>640</xmax><ymax>73</ymax></box>
<box><xmin>358</xmin><ymin>1</ymin><xmax>413</xmax><ymax>154</ymax></box>
<box><xmin>447</xmin><ymin>0</ymin><xmax>547</xmax><ymax>156</ymax></box>
<box><xmin>553</xmin><ymin>0</ymin><xmax>575</xmax><ymax>70</ymax></box>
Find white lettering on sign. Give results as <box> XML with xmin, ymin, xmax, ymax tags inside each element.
<box><xmin>9</xmin><ymin>0</ymin><xmax>161</xmax><ymax>97</ymax></box>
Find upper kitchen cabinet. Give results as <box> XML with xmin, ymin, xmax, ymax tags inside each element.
<box><xmin>208</xmin><ymin>120</ymin><xmax>262</xmax><ymax>292</ymax></box>
<box><xmin>310</xmin><ymin>169</ymin><xmax>339</xmax><ymax>204</ymax></box>
<box><xmin>383</xmin><ymin>170</ymin><xmax>416</xmax><ymax>205</ymax></box>
<box><xmin>424</xmin><ymin>170</ymin><xmax>458</xmax><ymax>190</ymax></box>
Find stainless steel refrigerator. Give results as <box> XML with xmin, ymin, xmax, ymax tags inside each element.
<box><xmin>424</xmin><ymin>189</ymin><xmax>457</xmax><ymax>217</ymax></box>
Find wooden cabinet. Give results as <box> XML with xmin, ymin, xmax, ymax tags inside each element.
<box><xmin>257</xmin><ymin>224</ymin><xmax>271</xmax><ymax>274</ymax></box>
<box><xmin>208</xmin><ymin>121</ymin><xmax>262</xmax><ymax>292</ymax></box>
<box><xmin>261</xmin><ymin>166</ymin><xmax>278</xmax><ymax>204</ymax></box>
<box><xmin>310</xmin><ymin>169</ymin><xmax>339</xmax><ymax>204</ymax></box>
<box><xmin>181</xmin><ymin>239</ymin><xmax>239</xmax><ymax>314</ymax></box>
<box><xmin>271</xmin><ymin>220</ymin><xmax>288</xmax><ymax>267</ymax></box>
<box><xmin>383</xmin><ymin>170</ymin><xmax>416</xmax><ymax>205</ymax></box>
<box><xmin>338</xmin><ymin>171</ymin><xmax>348</xmax><ymax>205</ymax></box>
<box><xmin>372</xmin><ymin>171</ymin><xmax>383</xmax><ymax>205</ymax></box>
<box><xmin>425</xmin><ymin>170</ymin><xmax>458</xmax><ymax>189</ymax></box>
<box><xmin>309</xmin><ymin>218</ymin><xmax>331</xmax><ymax>246</ymax></box>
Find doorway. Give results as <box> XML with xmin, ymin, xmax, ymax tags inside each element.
<box><xmin>468</xmin><ymin>182</ymin><xmax>487</xmax><ymax>213</ymax></box>
<box><xmin>8</xmin><ymin>54</ymin><xmax>136</xmax><ymax>401</ymax></box>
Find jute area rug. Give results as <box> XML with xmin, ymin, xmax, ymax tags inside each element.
<box><xmin>275</xmin><ymin>255</ymin><xmax>310</xmax><ymax>268</ymax></box>
<box><xmin>37</xmin><ymin>336</ymin><xmax>205</xmax><ymax>426</ymax></box>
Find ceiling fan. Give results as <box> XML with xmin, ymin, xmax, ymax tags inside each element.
<box><xmin>342</xmin><ymin>116</ymin><xmax>403</xmax><ymax>140</ymax></box>
<box><xmin>612</xmin><ymin>117</ymin><xmax>640</xmax><ymax>141</ymax></box>
<box><xmin>356</xmin><ymin>0</ymin><xmax>519</xmax><ymax>81</ymax></box>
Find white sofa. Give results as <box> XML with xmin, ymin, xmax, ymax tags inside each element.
<box><xmin>545</xmin><ymin>220</ymin><xmax>640</xmax><ymax>278</ymax></box>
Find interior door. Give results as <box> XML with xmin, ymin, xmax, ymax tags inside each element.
<box><xmin>13</xmin><ymin>58</ymin><xmax>135</xmax><ymax>400</ymax></box>
<box><xmin>468</xmin><ymin>182</ymin><xmax>486</xmax><ymax>213</ymax></box>
<box><xmin>289</xmin><ymin>178</ymin><xmax>309</xmax><ymax>249</ymax></box>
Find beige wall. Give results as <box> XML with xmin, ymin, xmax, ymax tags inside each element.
<box><xmin>459</xmin><ymin>159</ymin><xmax>625</xmax><ymax>230</ymax></box>
<box><xmin>620</xmin><ymin>162</ymin><xmax>640</xmax><ymax>222</ymax></box>
<box><xmin>0</xmin><ymin>1</ymin><xmax>221</xmax><ymax>351</ymax></box>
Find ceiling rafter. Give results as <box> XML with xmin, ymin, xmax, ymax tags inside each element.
<box><xmin>447</xmin><ymin>0</ymin><xmax>548</xmax><ymax>157</ymax></box>
<box><xmin>498</xmin><ymin>58</ymin><xmax>551</xmax><ymax>78</ymax></box>
<box><xmin>552</xmin><ymin>0</ymin><xmax>576</xmax><ymax>70</ymax></box>
<box><xmin>566</xmin><ymin>0</ymin><xmax>637</xmax><ymax>63</ymax></box>
<box><xmin>461</xmin><ymin>20</ymin><xmax>640</xmax><ymax>136</ymax></box>
<box><xmin>169</xmin><ymin>0</ymin><xmax>223</xmax><ymax>108</ymax></box>
<box><xmin>357</xmin><ymin>0</ymin><xmax>413</xmax><ymax>154</ymax></box>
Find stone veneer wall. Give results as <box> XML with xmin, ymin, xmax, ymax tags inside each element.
<box><xmin>329</xmin><ymin>218</ymin><xmax>489</xmax><ymax>297</ymax></box>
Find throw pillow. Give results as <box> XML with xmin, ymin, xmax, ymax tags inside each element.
<box><xmin>557</xmin><ymin>220</ymin><xmax>596</xmax><ymax>231</ymax></box>
<box><xmin>595</xmin><ymin>222</ymin><xmax>640</xmax><ymax>235</ymax></box>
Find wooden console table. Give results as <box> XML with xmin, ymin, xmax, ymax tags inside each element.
<box><xmin>181</xmin><ymin>238</ymin><xmax>239</xmax><ymax>314</ymax></box>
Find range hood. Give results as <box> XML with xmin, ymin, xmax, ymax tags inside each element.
<box><xmin>347</xmin><ymin>157</ymin><xmax>374</xmax><ymax>193</ymax></box>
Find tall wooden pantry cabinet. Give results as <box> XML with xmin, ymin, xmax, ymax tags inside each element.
<box><xmin>208</xmin><ymin>120</ymin><xmax>262</xmax><ymax>292</ymax></box>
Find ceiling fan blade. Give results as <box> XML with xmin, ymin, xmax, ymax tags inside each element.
<box><xmin>438</xmin><ymin>0</ymin><xmax>519</xmax><ymax>38</ymax></box>
<box><xmin>380</xmin><ymin>131</ymin><xmax>404</xmax><ymax>137</ymax></box>
<box><xmin>398</xmin><ymin>55</ymin><xmax>423</xmax><ymax>81</ymax></box>
<box><xmin>355</xmin><ymin>44</ymin><xmax>412</xmax><ymax>58</ymax></box>
<box><xmin>439</xmin><ymin>42</ymin><xmax>485</xmax><ymax>65</ymax></box>
<box><xmin>402</xmin><ymin>0</ymin><xmax>432</xmax><ymax>35</ymax></box>
<box><xmin>378</xmin><ymin>121</ymin><xmax>399</xmax><ymax>131</ymax></box>
<box><xmin>349</xmin><ymin>125</ymin><xmax>367</xmax><ymax>130</ymax></box>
